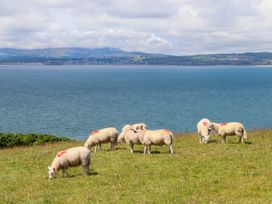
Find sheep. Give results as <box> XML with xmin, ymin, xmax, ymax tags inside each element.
<box><xmin>118</xmin><ymin>123</ymin><xmax>148</xmax><ymax>144</ymax></box>
<box><xmin>137</xmin><ymin>129</ymin><xmax>174</xmax><ymax>154</ymax></box>
<box><xmin>197</xmin><ymin>118</ymin><xmax>212</xmax><ymax>144</ymax></box>
<box><xmin>118</xmin><ymin>124</ymin><xmax>132</xmax><ymax>144</ymax></box>
<box><xmin>211</xmin><ymin>122</ymin><xmax>247</xmax><ymax>144</ymax></box>
<box><xmin>118</xmin><ymin>123</ymin><xmax>148</xmax><ymax>153</ymax></box>
<box><xmin>131</xmin><ymin>123</ymin><xmax>148</xmax><ymax>131</ymax></box>
<box><xmin>84</xmin><ymin>127</ymin><xmax>118</xmax><ymax>152</ymax></box>
<box><xmin>48</xmin><ymin>146</ymin><xmax>90</xmax><ymax>179</ymax></box>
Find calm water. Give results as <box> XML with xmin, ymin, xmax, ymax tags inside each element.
<box><xmin>0</xmin><ymin>65</ymin><xmax>272</xmax><ymax>139</ymax></box>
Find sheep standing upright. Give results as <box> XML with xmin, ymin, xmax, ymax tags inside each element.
<box><xmin>118</xmin><ymin>123</ymin><xmax>148</xmax><ymax>153</ymax></box>
<box><xmin>84</xmin><ymin>127</ymin><xmax>118</xmax><ymax>152</ymax></box>
<box><xmin>48</xmin><ymin>146</ymin><xmax>90</xmax><ymax>179</ymax></box>
<box><xmin>197</xmin><ymin>118</ymin><xmax>212</xmax><ymax>144</ymax></box>
<box><xmin>118</xmin><ymin>124</ymin><xmax>132</xmax><ymax>144</ymax></box>
<box><xmin>211</xmin><ymin>122</ymin><xmax>247</xmax><ymax>143</ymax></box>
<box><xmin>137</xmin><ymin>129</ymin><xmax>174</xmax><ymax>154</ymax></box>
<box><xmin>131</xmin><ymin>123</ymin><xmax>148</xmax><ymax>131</ymax></box>
<box><xmin>118</xmin><ymin>123</ymin><xmax>148</xmax><ymax>144</ymax></box>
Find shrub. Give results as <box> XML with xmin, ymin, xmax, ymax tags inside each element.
<box><xmin>0</xmin><ymin>133</ymin><xmax>71</xmax><ymax>148</ymax></box>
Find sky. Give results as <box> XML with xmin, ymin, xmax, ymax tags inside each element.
<box><xmin>0</xmin><ymin>0</ymin><xmax>272</xmax><ymax>55</ymax></box>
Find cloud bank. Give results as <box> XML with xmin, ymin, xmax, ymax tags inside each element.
<box><xmin>0</xmin><ymin>0</ymin><xmax>271</xmax><ymax>55</ymax></box>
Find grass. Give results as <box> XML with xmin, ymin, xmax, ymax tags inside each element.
<box><xmin>0</xmin><ymin>133</ymin><xmax>71</xmax><ymax>148</ymax></box>
<box><xmin>1</xmin><ymin>130</ymin><xmax>272</xmax><ymax>203</ymax></box>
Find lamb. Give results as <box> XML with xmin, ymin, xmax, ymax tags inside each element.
<box><xmin>48</xmin><ymin>146</ymin><xmax>90</xmax><ymax>179</ymax></box>
<box><xmin>84</xmin><ymin>127</ymin><xmax>118</xmax><ymax>152</ymax></box>
<box><xmin>211</xmin><ymin>122</ymin><xmax>247</xmax><ymax>143</ymax></box>
<box><xmin>197</xmin><ymin>118</ymin><xmax>212</xmax><ymax>144</ymax></box>
<box><xmin>137</xmin><ymin>129</ymin><xmax>174</xmax><ymax>154</ymax></box>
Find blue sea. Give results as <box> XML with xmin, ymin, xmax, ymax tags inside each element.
<box><xmin>0</xmin><ymin>65</ymin><xmax>272</xmax><ymax>140</ymax></box>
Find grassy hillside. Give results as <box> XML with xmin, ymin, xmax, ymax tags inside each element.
<box><xmin>1</xmin><ymin>130</ymin><xmax>272</xmax><ymax>203</ymax></box>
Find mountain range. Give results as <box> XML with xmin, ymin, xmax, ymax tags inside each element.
<box><xmin>0</xmin><ymin>47</ymin><xmax>272</xmax><ymax>65</ymax></box>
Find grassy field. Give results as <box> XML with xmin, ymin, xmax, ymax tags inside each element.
<box><xmin>1</xmin><ymin>130</ymin><xmax>272</xmax><ymax>203</ymax></box>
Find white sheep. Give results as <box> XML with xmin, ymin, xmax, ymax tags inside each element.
<box><xmin>211</xmin><ymin>122</ymin><xmax>247</xmax><ymax>143</ymax></box>
<box><xmin>197</xmin><ymin>118</ymin><xmax>212</xmax><ymax>144</ymax></box>
<box><xmin>48</xmin><ymin>146</ymin><xmax>90</xmax><ymax>179</ymax></box>
<box><xmin>84</xmin><ymin>127</ymin><xmax>118</xmax><ymax>152</ymax></box>
<box><xmin>132</xmin><ymin>123</ymin><xmax>148</xmax><ymax>131</ymax></box>
<box><xmin>118</xmin><ymin>124</ymin><xmax>132</xmax><ymax>144</ymax></box>
<box><xmin>118</xmin><ymin>123</ymin><xmax>148</xmax><ymax>144</ymax></box>
<box><xmin>137</xmin><ymin>129</ymin><xmax>174</xmax><ymax>154</ymax></box>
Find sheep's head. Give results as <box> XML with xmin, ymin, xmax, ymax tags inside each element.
<box><xmin>140</xmin><ymin>124</ymin><xmax>148</xmax><ymax>130</ymax></box>
<box><xmin>210</xmin><ymin>123</ymin><xmax>219</xmax><ymax>132</ymax></box>
<box><xmin>48</xmin><ymin>166</ymin><xmax>56</xmax><ymax>179</ymax></box>
<box><xmin>201</xmin><ymin>135</ymin><xmax>210</xmax><ymax>144</ymax></box>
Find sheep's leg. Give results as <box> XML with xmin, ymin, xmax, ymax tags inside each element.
<box><xmin>199</xmin><ymin>136</ymin><xmax>202</xmax><ymax>144</ymax></box>
<box><xmin>62</xmin><ymin>168</ymin><xmax>69</xmax><ymax>177</ymax></box>
<box><xmin>169</xmin><ymin>144</ymin><xmax>174</xmax><ymax>154</ymax></box>
<box><xmin>239</xmin><ymin>136</ymin><xmax>244</xmax><ymax>144</ymax></box>
<box><xmin>83</xmin><ymin>165</ymin><xmax>89</xmax><ymax>176</ymax></box>
<box><xmin>112</xmin><ymin>141</ymin><xmax>116</xmax><ymax>150</ymax></box>
<box><xmin>148</xmin><ymin>145</ymin><xmax>151</xmax><ymax>154</ymax></box>
<box><xmin>130</xmin><ymin>143</ymin><xmax>134</xmax><ymax>154</ymax></box>
<box><xmin>221</xmin><ymin>135</ymin><xmax>226</xmax><ymax>144</ymax></box>
<box><xmin>144</xmin><ymin>145</ymin><xmax>147</xmax><ymax>154</ymax></box>
<box><xmin>94</xmin><ymin>145</ymin><xmax>97</xmax><ymax>153</ymax></box>
<box><xmin>99</xmin><ymin>143</ymin><xmax>102</xmax><ymax>151</ymax></box>
<box><xmin>110</xmin><ymin>142</ymin><xmax>116</xmax><ymax>150</ymax></box>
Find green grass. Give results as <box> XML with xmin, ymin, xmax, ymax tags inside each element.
<box><xmin>1</xmin><ymin>130</ymin><xmax>272</xmax><ymax>203</ymax></box>
<box><xmin>0</xmin><ymin>133</ymin><xmax>71</xmax><ymax>148</ymax></box>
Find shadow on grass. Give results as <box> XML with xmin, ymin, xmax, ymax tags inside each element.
<box><xmin>89</xmin><ymin>171</ymin><xmax>98</xmax><ymax>176</ymax></box>
<box><xmin>64</xmin><ymin>171</ymin><xmax>98</xmax><ymax>178</ymax></box>
<box><xmin>227</xmin><ymin>141</ymin><xmax>252</xmax><ymax>145</ymax></box>
<box><xmin>131</xmin><ymin>150</ymin><xmax>144</xmax><ymax>154</ymax></box>
<box><xmin>115</xmin><ymin>147</ymin><xmax>127</xmax><ymax>150</ymax></box>
<box><xmin>208</xmin><ymin>139</ymin><xmax>217</xmax><ymax>143</ymax></box>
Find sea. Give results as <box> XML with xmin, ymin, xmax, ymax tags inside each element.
<box><xmin>0</xmin><ymin>65</ymin><xmax>271</xmax><ymax>140</ymax></box>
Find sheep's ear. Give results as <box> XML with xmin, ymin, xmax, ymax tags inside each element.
<box><xmin>48</xmin><ymin>166</ymin><xmax>51</xmax><ymax>171</ymax></box>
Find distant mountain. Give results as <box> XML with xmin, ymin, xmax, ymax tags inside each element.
<box><xmin>0</xmin><ymin>47</ymin><xmax>272</xmax><ymax>65</ymax></box>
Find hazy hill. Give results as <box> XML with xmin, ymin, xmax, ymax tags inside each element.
<box><xmin>0</xmin><ymin>47</ymin><xmax>272</xmax><ymax>65</ymax></box>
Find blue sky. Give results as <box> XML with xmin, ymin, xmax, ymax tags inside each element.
<box><xmin>0</xmin><ymin>0</ymin><xmax>271</xmax><ymax>55</ymax></box>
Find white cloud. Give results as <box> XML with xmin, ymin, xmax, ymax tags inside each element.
<box><xmin>0</xmin><ymin>0</ymin><xmax>271</xmax><ymax>54</ymax></box>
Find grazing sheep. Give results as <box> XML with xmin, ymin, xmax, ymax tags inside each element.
<box><xmin>137</xmin><ymin>129</ymin><xmax>174</xmax><ymax>154</ymax></box>
<box><xmin>197</xmin><ymin>118</ymin><xmax>212</xmax><ymax>144</ymax></box>
<box><xmin>48</xmin><ymin>146</ymin><xmax>90</xmax><ymax>179</ymax></box>
<box><xmin>211</xmin><ymin>122</ymin><xmax>247</xmax><ymax>143</ymax></box>
<box><xmin>84</xmin><ymin>127</ymin><xmax>118</xmax><ymax>152</ymax></box>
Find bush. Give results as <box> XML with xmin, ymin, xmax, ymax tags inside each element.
<box><xmin>0</xmin><ymin>133</ymin><xmax>71</xmax><ymax>148</ymax></box>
